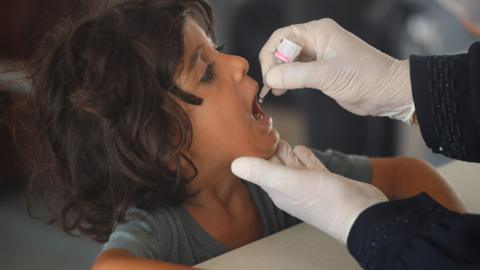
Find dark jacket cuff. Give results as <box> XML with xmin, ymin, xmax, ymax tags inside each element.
<box><xmin>410</xmin><ymin>43</ymin><xmax>480</xmax><ymax>162</ymax></box>
<box><xmin>347</xmin><ymin>193</ymin><xmax>457</xmax><ymax>270</ymax></box>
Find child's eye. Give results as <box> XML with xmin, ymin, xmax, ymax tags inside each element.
<box><xmin>200</xmin><ymin>63</ymin><xmax>215</xmax><ymax>83</ymax></box>
<box><xmin>199</xmin><ymin>44</ymin><xmax>224</xmax><ymax>83</ymax></box>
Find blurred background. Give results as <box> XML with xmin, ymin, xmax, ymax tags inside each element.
<box><xmin>0</xmin><ymin>0</ymin><xmax>478</xmax><ymax>269</ymax></box>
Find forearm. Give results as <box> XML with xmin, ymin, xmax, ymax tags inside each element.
<box><xmin>348</xmin><ymin>194</ymin><xmax>480</xmax><ymax>270</ymax></box>
<box><xmin>93</xmin><ymin>249</ymin><xmax>198</xmax><ymax>270</ymax></box>
<box><xmin>370</xmin><ymin>157</ymin><xmax>466</xmax><ymax>212</ymax></box>
<box><xmin>410</xmin><ymin>43</ymin><xmax>480</xmax><ymax>162</ymax></box>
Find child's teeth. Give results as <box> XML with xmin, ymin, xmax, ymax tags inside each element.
<box><xmin>253</xmin><ymin>112</ymin><xmax>264</xmax><ymax>120</ymax></box>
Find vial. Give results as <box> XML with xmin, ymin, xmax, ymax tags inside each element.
<box><xmin>274</xmin><ymin>38</ymin><xmax>303</xmax><ymax>63</ymax></box>
<box><xmin>259</xmin><ymin>38</ymin><xmax>303</xmax><ymax>103</ymax></box>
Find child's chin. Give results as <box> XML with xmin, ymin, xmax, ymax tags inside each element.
<box><xmin>259</xmin><ymin>137</ymin><xmax>280</xmax><ymax>160</ymax></box>
<box><xmin>234</xmin><ymin>131</ymin><xmax>279</xmax><ymax>160</ymax></box>
<box><xmin>269</xmin><ymin>130</ymin><xmax>281</xmax><ymax>154</ymax></box>
<box><xmin>235</xmin><ymin>145</ymin><xmax>277</xmax><ymax>161</ymax></box>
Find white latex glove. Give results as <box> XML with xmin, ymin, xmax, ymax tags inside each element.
<box><xmin>259</xmin><ymin>18</ymin><xmax>415</xmax><ymax>122</ymax></box>
<box><xmin>232</xmin><ymin>143</ymin><xmax>388</xmax><ymax>244</ymax></box>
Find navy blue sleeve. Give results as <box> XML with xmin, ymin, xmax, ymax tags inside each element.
<box><xmin>347</xmin><ymin>193</ymin><xmax>480</xmax><ymax>270</ymax></box>
<box><xmin>410</xmin><ymin>42</ymin><xmax>480</xmax><ymax>162</ymax></box>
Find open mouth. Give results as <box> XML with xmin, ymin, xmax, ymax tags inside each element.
<box><xmin>252</xmin><ymin>96</ymin><xmax>266</xmax><ymax>120</ymax></box>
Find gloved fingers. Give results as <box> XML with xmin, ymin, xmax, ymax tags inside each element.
<box><xmin>275</xmin><ymin>140</ymin><xmax>305</xmax><ymax>169</ymax></box>
<box><xmin>264</xmin><ymin>61</ymin><xmax>319</xmax><ymax>90</ymax></box>
<box><xmin>271</xmin><ymin>88</ymin><xmax>289</xmax><ymax>96</ymax></box>
<box><xmin>231</xmin><ymin>157</ymin><xmax>303</xmax><ymax>192</ymax></box>
<box><xmin>275</xmin><ymin>139</ymin><xmax>291</xmax><ymax>153</ymax></box>
<box><xmin>337</xmin><ymin>102</ymin><xmax>369</xmax><ymax>117</ymax></box>
<box><xmin>289</xmin><ymin>22</ymin><xmax>321</xmax><ymax>60</ymax></box>
<box><xmin>269</xmin><ymin>153</ymin><xmax>282</xmax><ymax>165</ymax></box>
<box><xmin>293</xmin><ymin>145</ymin><xmax>327</xmax><ymax>171</ymax></box>
<box><xmin>269</xmin><ymin>140</ymin><xmax>291</xmax><ymax>165</ymax></box>
<box><xmin>297</xmin><ymin>51</ymin><xmax>317</xmax><ymax>62</ymax></box>
<box><xmin>282</xmin><ymin>18</ymin><xmax>346</xmax><ymax>63</ymax></box>
<box><xmin>259</xmin><ymin>25</ymin><xmax>296</xmax><ymax>78</ymax></box>
<box><xmin>268</xmin><ymin>140</ymin><xmax>289</xmax><ymax>165</ymax></box>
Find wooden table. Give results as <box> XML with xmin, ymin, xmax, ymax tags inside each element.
<box><xmin>196</xmin><ymin>223</ymin><xmax>361</xmax><ymax>270</ymax></box>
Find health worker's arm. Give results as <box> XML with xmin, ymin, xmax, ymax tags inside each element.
<box><xmin>348</xmin><ymin>194</ymin><xmax>480</xmax><ymax>270</ymax></box>
<box><xmin>410</xmin><ymin>42</ymin><xmax>480</xmax><ymax>162</ymax></box>
<box><xmin>233</xmin><ymin>144</ymin><xmax>480</xmax><ymax>270</ymax></box>
<box><xmin>260</xmin><ymin>20</ymin><xmax>480</xmax><ymax>163</ymax></box>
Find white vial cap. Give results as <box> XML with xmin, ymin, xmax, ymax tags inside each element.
<box><xmin>274</xmin><ymin>38</ymin><xmax>303</xmax><ymax>63</ymax></box>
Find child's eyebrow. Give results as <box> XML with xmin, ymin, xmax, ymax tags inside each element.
<box><xmin>188</xmin><ymin>44</ymin><xmax>204</xmax><ymax>72</ymax></box>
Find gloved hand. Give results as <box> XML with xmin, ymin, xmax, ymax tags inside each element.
<box><xmin>259</xmin><ymin>18</ymin><xmax>415</xmax><ymax>122</ymax></box>
<box><xmin>232</xmin><ymin>142</ymin><xmax>388</xmax><ymax>244</ymax></box>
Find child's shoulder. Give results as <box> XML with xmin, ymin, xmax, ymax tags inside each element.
<box><xmin>122</xmin><ymin>205</ymin><xmax>187</xmax><ymax>230</ymax></box>
<box><xmin>103</xmin><ymin>205</ymin><xmax>189</xmax><ymax>259</ymax></box>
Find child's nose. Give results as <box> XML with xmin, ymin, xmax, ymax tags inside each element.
<box><xmin>228</xmin><ymin>55</ymin><xmax>249</xmax><ymax>83</ymax></box>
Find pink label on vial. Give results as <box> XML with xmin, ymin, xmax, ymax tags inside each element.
<box><xmin>274</xmin><ymin>50</ymin><xmax>290</xmax><ymax>63</ymax></box>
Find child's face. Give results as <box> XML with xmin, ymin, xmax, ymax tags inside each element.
<box><xmin>178</xmin><ymin>17</ymin><xmax>279</xmax><ymax>167</ymax></box>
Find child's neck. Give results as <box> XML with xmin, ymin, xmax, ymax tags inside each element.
<box><xmin>182</xmin><ymin>159</ymin><xmax>263</xmax><ymax>249</ymax></box>
<box><xmin>185</xmin><ymin>161</ymin><xmax>246</xmax><ymax>210</ymax></box>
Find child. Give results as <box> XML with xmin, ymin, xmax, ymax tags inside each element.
<box><xmin>27</xmin><ymin>0</ymin><xmax>465</xmax><ymax>269</ymax></box>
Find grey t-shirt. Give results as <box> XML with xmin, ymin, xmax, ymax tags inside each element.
<box><xmin>101</xmin><ymin>149</ymin><xmax>371</xmax><ymax>265</ymax></box>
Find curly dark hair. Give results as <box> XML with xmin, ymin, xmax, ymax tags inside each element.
<box><xmin>27</xmin><ymin>0</ymin><xmax>215</xmax><ymax>242</ymax></box>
